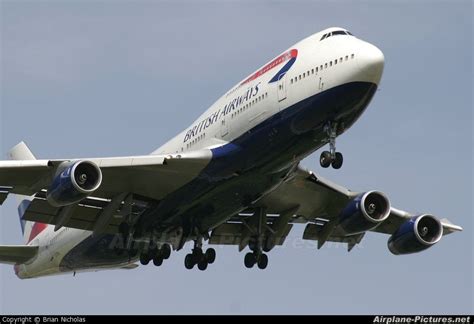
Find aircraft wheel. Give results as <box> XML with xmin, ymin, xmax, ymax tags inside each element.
<box><xmin>244</xmin><ymin>252</ymin><xmax>256</xmax><ymax>268</ymax></box>
<box><xmin>320</xmin><ymin>151</ymin><xmax>332</xmax><ymax>168</ymax></box>
<box><xmin>197</xmin><ymin>260</ymin><xmax>208</xmax><ymax>271</ymax></box>
<box><xmin>205</xmin><ymin>248</ymin><xmax>216</xmax><ymax>264</ymax></box>
<box><xmin>257</xmin><ymin>254</ymin><xmax>268</xmax><ymax>270</ymax></box>
<box><xmin>184</xmin><ymin>254</ymin><xmax>195</xmax><ymax>270</ymax></box>
<box><xmin>332</xmin><ymin>152</ymin><xmax>343</xmax><ymax>169</ymax></box>
<box><xmin>153</xmin><ymin>256</ymin><xmax>163</xmax><ymax>266</ymax></box>
<box><xmin>161</xmin><ymin>244</ymin><xmax>171</xmax><ymax>260</ymax></box>
<box><xmin>140</xmin><ymin>253</ymin><xmax>150</xmax><ymax>265</ymax></box>
<box><xmin>248</xmin><ymin>239</ymin><xmax>258</xmax><ymax>252</ymax></box>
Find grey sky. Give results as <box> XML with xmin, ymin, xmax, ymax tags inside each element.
<box><xmin>0</xmin><ymin>0</ymin><xmax>472</xmax><ymax>315</ymax></box>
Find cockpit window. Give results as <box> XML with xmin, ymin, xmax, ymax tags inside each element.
<box><xmin>320</xmin><ymin>30</ymin><xmax>353</xmax><ymax>41</ymax></box>
<box><xmin>332</xmin><ymin>30</ymin><xmax>347</xmax><ymax>36</ymax></box>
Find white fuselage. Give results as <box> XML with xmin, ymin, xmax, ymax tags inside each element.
<box><xmin>15</xmin><ymin>27</ymin><xmax>384</xmax><ymax>279</ymax></box>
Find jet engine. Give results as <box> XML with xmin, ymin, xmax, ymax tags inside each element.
<box><xmin>388</xmin><ymin>214</ymin><xmax>443</xmax><ymax>255</ymax></box>
<box><xmin>47</xmin><ymin>160</ymin><xmax>102</xmax><ymax>207</ymax></box>
<box><xmin>339</xmin><ymin>191</ymin><xmax>391</xmax><ymax>235</ymax></box>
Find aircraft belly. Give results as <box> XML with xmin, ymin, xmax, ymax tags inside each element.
<box><xmin>59</xmin><ymin>234</ymin><xmax>132</xmax><ymax>271</ymax></box>
<box><xmin>145</xmin><ymin>81</ymin><xmax>377</xmax><ymax>235</ymax></box>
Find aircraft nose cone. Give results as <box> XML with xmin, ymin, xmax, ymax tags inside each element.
<box><xmin>358</xmin><ymin>43</ymin><xmax>385</xmax><ymax>85</ymax></box>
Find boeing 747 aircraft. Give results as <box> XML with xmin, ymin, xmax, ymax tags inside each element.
<box><xmin>0</xmin><ymin>27</ymin><xmax>462</xmax><ymax>279</ymax></box>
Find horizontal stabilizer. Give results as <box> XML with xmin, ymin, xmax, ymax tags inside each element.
<box><xmin>0</xmin><ymin>245</ymin><xmax>38</xmax><ymax>265</ymax></box>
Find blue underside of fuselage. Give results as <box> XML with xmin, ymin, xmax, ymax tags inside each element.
<box><xmin>60</xmin><ymin>81</ymin><xmax>377</xmax><ymax>270</ymax></box>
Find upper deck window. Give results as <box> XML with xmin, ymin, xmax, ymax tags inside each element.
<box><xmin>320</xmin><ymin>30</ymin><xmax>353</xmax><ymax>41</ymax></box>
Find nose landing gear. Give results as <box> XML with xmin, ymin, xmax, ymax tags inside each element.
<box><xmin>320</xmin><ymin>122</ymin><xmax>344</xmax><ymax>169</ymax></box>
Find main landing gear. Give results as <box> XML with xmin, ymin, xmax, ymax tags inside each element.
<box><xmin>139</xmin><ymin>243</ymin><xmax>172</xmax><ymax>267</ymax></box>
<box><xmin>244</xmin><ymin>207</ymin><xmax>269</xmax><ymax>270</ymax></box>
<box><xmin>184</xmin><ymin>237</ymin><xmax>216</xmax><ymax>271</ymax></box>
<box><xmin>320</xmin><ymin>122</ymin><xmax>343</xmax><ymax>169</ymax></box>
<box><xmin>244</xmin><ymin>246</ymin><xmax>268</xmax><ymax>270</ymax></box>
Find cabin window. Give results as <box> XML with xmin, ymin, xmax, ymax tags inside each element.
<box><xmin>324</xmin><ymin>63</ymin><xmax>327</xmax><ymax>68</ymax></box>
<box><xmin>351</xmin><ymin>53</ymin><xmax>355</xmax><ymax>59</ymax></box>
<box><xmin>345</xmin><ymin>55</ymin><xmax>349</xmax><ymax>61</ymax></box>
<box><xmin>311</xmin><ymin>68</ymin><xmax>314</xmax><ymax>74</ymax></box>
<box><xmin>340</xmin><ymin>57</ymin><xmax>343</xmax><ymax>63</ymax></box>
<box><xmin>334</xmin><ymin>59</ymin><xmax>337</xmax><ymax>65</ymax></box>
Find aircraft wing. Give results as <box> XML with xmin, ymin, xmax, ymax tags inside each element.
<box><xmin>0</xmin><ymin>245</ymin><xmax>38</xmax><ymax>265</ymax></box>
<box><xmin>0</xmin><ymin>142</ymin><xmax>211</xmax><ymax>200</ymax></box>
<box><xmin>0</xmin><ymin>142</ymin><xmax>212</xmax><ymax>234</ymax></box>
<box><xmin>209</xmin><ymin>166</ymin><xmax>462</xmax><ymax>251</ymax></box>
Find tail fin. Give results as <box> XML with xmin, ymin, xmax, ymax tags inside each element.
<box><xmin>17</xmin><ymin>196</ymin><xmax>38</xmax><ymax>244</ymax></box>
<box><xmin>8</xmin><ymin>141</ymin><xmax>37</xmax><ymax>160</ymax></box>
<box><xmin>8</xmin><ymin>141</ymin><xmax>46</xmax><ymax>244</ymax></box>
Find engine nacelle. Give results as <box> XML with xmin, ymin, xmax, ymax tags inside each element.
<box><xmin>339</xmin><ymin>191</ymin><xmax>391</xmax><ymax>235</ymax></box>
<box><xmin>388</xmin><ymin>214</ymin><xmax>443</xmax><ymax>255</ymax></box>
<box><xmin>47</xmin><ymin>160</ymin><xmax>102</xmax><ymax>207</ymax></box>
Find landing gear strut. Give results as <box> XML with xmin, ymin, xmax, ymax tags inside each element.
<box><xmin>244</xmin><ymin>207</ymin><xmax>269</xmax><ymax>270</ymax></box>
<box><xmin>184</xmin><ymin>237</ymin><xmax>216</xmax><ymax>271</ymax></box>
<box><xmin>117</xmin><ymin>222</ymin><xmax>139</xmax><ymax>259</ymax></box>
<box><xmin>320</xmin><ymin>121</ymin><xmax>343</xmax><ymax>169</ymax></box>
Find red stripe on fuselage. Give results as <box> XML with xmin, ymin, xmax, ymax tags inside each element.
<box><xmin>27</xmin><ymin>222</ymin><xmax>47</xmax><ymax>244</ymax></box>
<box><xmin>240</xmin><ymin>49</ymin><xmax>298</xmax><ymax>85</ymax></box>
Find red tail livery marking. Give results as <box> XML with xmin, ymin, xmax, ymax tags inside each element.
<box><xmin>27</xmin><ymin>222</ymin><xmax>47</xmax><ymax>244</ymax></box>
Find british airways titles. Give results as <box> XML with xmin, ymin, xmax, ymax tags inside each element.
<box><xmin>183</xmin><ymin>83</ymin><xmax>261</xmax><ymax>143</ymax></box>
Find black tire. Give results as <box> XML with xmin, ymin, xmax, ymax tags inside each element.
<box><xmin>148</xmin><ymin>246</ymin><xmax>158</xmax><ymax>260</ymax></box>
<box><xmin>332</xmin><ymin>152</ymin><xmax>343</xmax><ymax>169</ymax></box>
<box><xmin>205</xmin><ymin>248</ymin><xmax>216</xmax><ymax>264</ymax></box>
<box><xmin>153</xmin><ymin>256</ymin><xmax>163</xmax><ymax>267</ymax></box>
<box><xmin>184</xmin><ymin>254</ymin><xmax>194</xmax><ymax>270</ymax></box>
<box><xmin>257</xmin><ymin>253</ymin><xmax>268</xmax><ymax>270</ymax></box>
<box><xmin>161</xmin><ymin>244</ymin><xmax>171</xmax><ymax>260</ymax></box>
<box><xmin>320</xmin><ymin>151</ymin><xmax>332</xmax><ymax>168</ymax></box>
<box><xmin>197</xmin><ymin>260</ymin><xmax>208</xmax><ymax>271</ymax></box>
<box><xmin>192</xmin><ymin>251</ymin><xmax>203</xmax><ymax>264</ymax></box>
<box><xmin>248</xmin><ymin>239</ymin><xmax>257</xmax><ymax>252</ymax></box>
<box><xmin>263</xmin><ymin>237</ymin><xmax>274</xmax><ymax>253</ymax></box>
<box><xmin>140</xmin><ymin>253</ymin><xmax>150</xmax><ymax>265</ymax></box>
<box><xmin>244</xmin><ymin>252</ymin><xmax>256</xmax><ymax>268</ymax></box>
